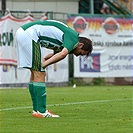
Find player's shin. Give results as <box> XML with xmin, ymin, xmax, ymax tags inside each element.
<box><xmin>28</xmin><ymin>82</ymin><xmax>37</xmax><ymax>112</ymax></box>
<box><xmin>33</xmin><ymin>82</ymin><xmax>46</xmax><ymax>113</ymax></box>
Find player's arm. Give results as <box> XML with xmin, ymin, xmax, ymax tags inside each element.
<box><xmin>42</xmin><ymin>48</ymin><xmax>68</xmax><ymax>69</ymax></box>
<box><xmin>43</xmin><ymin>53</ymin><xmax>54</xmax><ymax>61</ymax></box>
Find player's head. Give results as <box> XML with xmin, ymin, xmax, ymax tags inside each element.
<box><xmin>72</xmin><ymin>37</ymin><xmax>93</xmax><ymax>57</ymax></box>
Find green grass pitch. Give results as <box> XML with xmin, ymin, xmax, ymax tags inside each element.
<box><xmin>0</xmin><ymin>86</ymin><xmax>132</xmax><ymax>133</ymax></box>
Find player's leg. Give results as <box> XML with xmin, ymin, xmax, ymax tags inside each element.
<box><xmin>29</xmin><ymin>70</ymin><xmax>47</xmax><ymax>117</ymax></box>
<box><xmin>16</xmin><ymin>28</ymin><xmax>37</xmax><ymax>115</ymax></box>
<box><xmin>28</xmin><ymin>70</ymin><xmax>37</xmax><ymax>115</ymax></box>
<box><xmin>31</xmin><ymin>70</ymin><xmax>59</xmax><ymax>118</ymax></box>
<box><xmin>27</xmin><ymin>40</ymin><xmax>43</xmax><ymax>115</ymax></box>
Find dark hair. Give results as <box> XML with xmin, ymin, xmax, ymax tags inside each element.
<box><xmin>78</xmin><ymin>37</ymin><xmax>93</xmax><ymax>57</ymax></box>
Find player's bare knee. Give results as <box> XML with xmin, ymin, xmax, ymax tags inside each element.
<box><xmin>33</xmin><ymin>71</ymin><xmax>46</xmax><ymax>82</ymax></box>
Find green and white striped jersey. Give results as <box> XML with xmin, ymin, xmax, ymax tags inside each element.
<box><xmin>21</xmin><ymin>20</ymin><xmax>79</xmax><ymax>53</ymax></box>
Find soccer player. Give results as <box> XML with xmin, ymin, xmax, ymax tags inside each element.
<box><xmin>16</xmin><ymin>20</ymin><xmax>93</xmax><ymax>118</ymax></box>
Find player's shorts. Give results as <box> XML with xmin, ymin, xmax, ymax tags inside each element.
<box><xmin>16</xmin><ymin>27</ymin><xmax>45</xmax><ymax>72</ymax></box>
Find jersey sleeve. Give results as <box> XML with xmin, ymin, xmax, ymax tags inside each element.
<box><xmin>62</xmin><ymin>30</ymin><xmax>79</xmax><ymax>53</ymax></box>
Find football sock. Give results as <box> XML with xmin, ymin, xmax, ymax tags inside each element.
<box><xmin>33</xmin><ymin>82</ymin><xmax>46</xmax><ymax>113</ymax></box>
<box><xmin>28</xmin><ymin>82</ymin><xmax>37</xmax><ymax>112</ymax></box>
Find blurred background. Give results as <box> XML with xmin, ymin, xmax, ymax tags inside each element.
<box><xmin>0</xmin><ymin>0</ymin><xmax>133</xmax><ymax>87</ymax></box>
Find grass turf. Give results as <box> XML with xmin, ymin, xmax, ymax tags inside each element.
<box><xmin>0</xmin><ymin>86</ymin><xmax>132</xmax><ymax>133</ymax></box>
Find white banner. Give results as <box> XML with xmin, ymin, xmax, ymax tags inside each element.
<box><xmin>67</xmin><ymin>15</ymin><xmax>133</xmax><ymax>78</ymax></box>
<box><xmin>0</xmin><ymin>13</ymin><xmax>68</xmax><ymax>84</ymax></box>
<box><xmin>74</xmin><ymin>46</ymin><xmax>133</xmax><ymax>77</ymax></box>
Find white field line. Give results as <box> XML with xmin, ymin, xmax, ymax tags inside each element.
<box><xmin>0</xmin><ymin>98</ymin><xmax>132</xmax><ymax>111</ymax></box>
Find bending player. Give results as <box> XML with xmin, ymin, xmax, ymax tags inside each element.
<box><xmin>16</xmin><ymin>20</ymin><xmax>93</xmax><ymax>118</ymax></box>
